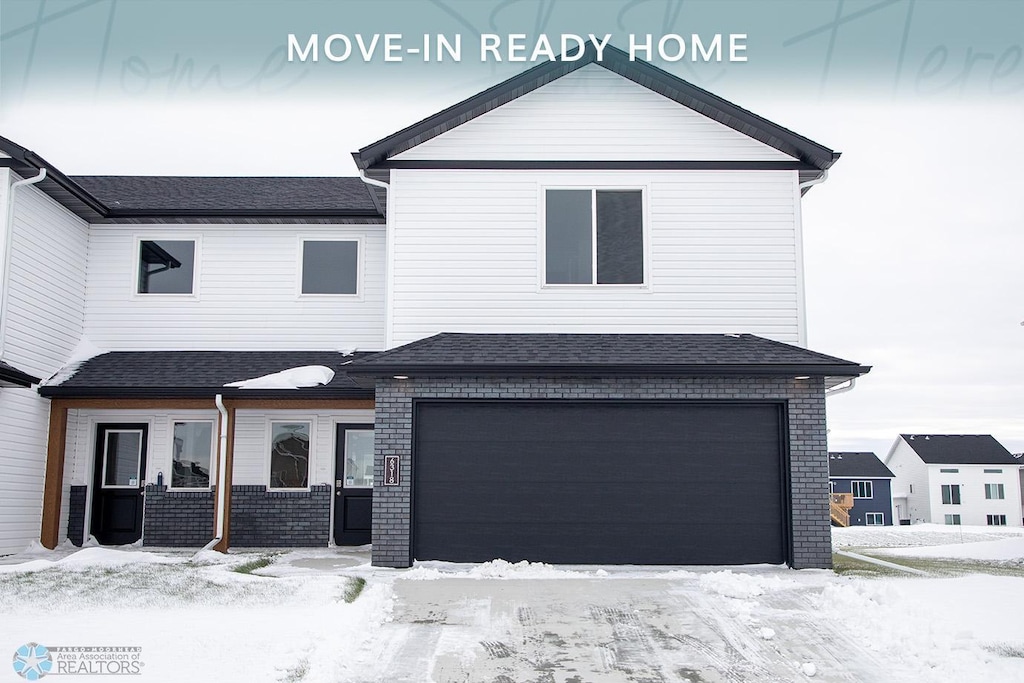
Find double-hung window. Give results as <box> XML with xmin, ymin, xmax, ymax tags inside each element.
<box><xmin>545</xmin><ymin>189</ymin><xmax>644</xmax><ymax>285</ymax></box>
<box><xmin>864</xmin><ymin>512</ymin><xmax>884</xmax><ymax>526</ymax></box>
<box><xmin>941</xmin><ymin>484</ymin><xmax>961</xmax><ymax>505</ymax></box>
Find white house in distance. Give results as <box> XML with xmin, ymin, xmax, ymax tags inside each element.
<box><xmin>0</xmin><ymin>46</ymin><xmax>871</xmax><ymax>568</ymax></box>
<box><xmin>885</xmin><ymin>434</ymin><xmax>1022</xmax><ymax>526</ymax></box>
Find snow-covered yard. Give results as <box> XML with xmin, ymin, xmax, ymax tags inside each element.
<box><xmin>1</xmin><ymin>526</ymin><xmax>1022</xmax><ymax>682</ymax></box>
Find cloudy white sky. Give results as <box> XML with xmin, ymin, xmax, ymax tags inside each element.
<box><xmin>0</xmin><ymin>1</ymin><xmax>1020</xmax><ymax>456</ymax></box>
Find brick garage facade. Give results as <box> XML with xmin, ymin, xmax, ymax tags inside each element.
<box><xmin>371</xmin><ymin>375</ymin><xmax>831</xmax><ymax>569</ymax></box>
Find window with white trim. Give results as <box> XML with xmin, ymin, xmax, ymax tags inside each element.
<box><xmin>269</xmin><ymin>421</ymin><xmax>310</xmax><ymax>489</ymax></box>
<box><xmin>987</xmin><ymin>514</ymin><xmax>1007</xmax><ymax>526</ymax></box>
<box><xmin>545</xmin><ymin>189</ymin><xmax>644</xmax><ymax>285</ymax></box>
<box><xmin>170</xmin><ymin>421</ymin><xmax>214</xmax><ymax>489</ymax></box>
<box><xmin>137</xmin><ymin>239</ymin><xmax>196</xmax><ymax>294</ymax></box>
<box><xmin>985</xmin><ymin>483</ymin><xmax>1005</xmax><ymax>500</ymax></box>
<box><xmin>941</xmin><ymin>484</ymin><xmax>961</xmax><ymax>505</ymax></box>
<box><xmin>851</xmin><ymin>480</ymin><xmax>873</xmax><ymax>499</ymax></box>
<box><xmin>944</xmin><ymin>514</ymin><xmax>961</xmax><ymax>525</ymax></box>
<box><xmin>300</xmin><ymin>239</ymin><xmax>359</xmax><ymax>294</ymax></box>
<box><xmin>865</xmin><ymin>512</ymin><xmax>884</xmax><ymax>526</ymax></box>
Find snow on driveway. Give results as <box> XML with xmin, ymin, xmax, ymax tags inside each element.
<box><xmin>1</xmin><ymin>532</ymin><xmax>1023</xmax><ymax>682</ymax></box>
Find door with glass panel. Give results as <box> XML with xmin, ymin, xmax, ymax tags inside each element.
<box><xmin>91</xmin><ymin>424</ymin><xmax>148</xmax><ymax>545</ymax></box>
<box><xmin>334</xmin><ymin>424</ymin><xmax>374</xmax><ymax>545</ymax></box>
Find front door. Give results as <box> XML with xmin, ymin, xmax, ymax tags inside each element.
<box><xmin>91</xmin><ymin>424</ymin><xmax>148</xmax><ymax>545</ymax></box>
<box><xmin>334</xmin><ymin>424</ymin><xmax>374</xmax><ymax>545</ymax></box>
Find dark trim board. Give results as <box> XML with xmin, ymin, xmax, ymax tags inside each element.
<box><xmin>374</xmin><ymin>160</ymin><xmax>820</xmax><ymax>171</ymax></box>
<box><xmin>409</xmin><ymin>398</ymin><xmax>791</xmax><ymax>566</ymax></box>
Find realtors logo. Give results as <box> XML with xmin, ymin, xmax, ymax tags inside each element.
<box><xmin>12</xmin><ymin>643</ymin><xmax>52</xmax><ymax>680</ymax></box>
<box><xmin>12</xmin><ymin>644</ymin><xmax>143</xmax><ymax>678</ymax></box>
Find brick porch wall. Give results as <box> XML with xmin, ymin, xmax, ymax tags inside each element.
<box><xmin>371</xmin><ymin>376</ymin><xmax>830</xmax><ymax>570</ymax></box>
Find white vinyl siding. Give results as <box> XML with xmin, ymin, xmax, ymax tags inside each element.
<box><xmin>387</xmin><ymin>168</ymin><xmax>802</xmax><ymax>346</ymax></box>
<box><xmin>84</xmin><ymin>224</ymin><xmax>385</xmax><ymax>350</ymax></box>
<box><xmin>2</xmin><ymin>171</ymin><xmax>89</xmax><ymax>378</ymax></box>
<box><xmin>0</xmin><ymin>389</ymin><xmax>51</xmax><ymax>555</ymax></box>
<box><xmin>394</xmin><ymin>64</ymin><xmax>792</xmax><ymax>162</ymax></box>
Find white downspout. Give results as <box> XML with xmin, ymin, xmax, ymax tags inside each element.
<box><xmin>825</xmin><ymin>377</ymin><xmax>856</xmax><ymax>397</ymax></box>
<box><xmin>0</xmin><ymin>168</ymin><xmax>47</xmax><ymax>359</ymax></box>
<box><xmin>358</xmin><ymin>168</ymin><xmax>390</xmax><ymax>191</ymax></box>
<box><xmin>201</xmin><ymin>393</ymin><xmax>230</xmax><ymax>552</ymax></box>
<box><xmin>798</xmin><ymin>168</ymin><xmax>828</xmax><ymax>191</ymax></box>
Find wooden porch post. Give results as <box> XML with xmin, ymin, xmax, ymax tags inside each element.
<box><xmin>39</xmin><ymin>399</ymin><xmax>69</xmax><ymax>549</ymax></box>
<box><xmin>213</xmin><ymin>402</ymin><xmax>235</xmax><ymax>552</ymax></box>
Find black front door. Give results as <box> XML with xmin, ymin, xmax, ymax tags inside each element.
<box><xmin>334</xmin><ymin>424</ymin><xmax>374</xmax><ymax>546</ymax></box>
<box><xmin>91</xmin><ymin>424</ymin><xmax>148</xmax><ymax>545</ymax></box>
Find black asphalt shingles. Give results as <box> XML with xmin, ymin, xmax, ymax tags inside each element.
<box><xmin>349</xmin><ymin>333</ymin><xmax>869</xmax><ymax>374</ymax></box>
<box><xmin>900</xmin><ymin>434</ymin><xmax>1018</xmax><ymax>465</ymax></box>
<box><xmin>40</xmin><ymin>351</ymin><xmax>376</xmax><ymax>398</ymax></box>
<box><xmin>828</xmin><ymin>452</ymin><xmax>894</xmax><ymax>478</ymax></box>
<box><xmin>70</xmin><ymin>176</ymin><xmax>381</xmax><ymax>214</ymax></box>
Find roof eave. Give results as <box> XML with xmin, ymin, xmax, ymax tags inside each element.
<box><xmin>37</xmin><ymin>386</ymin><xmax>375</xmax><ymax>400</ymax></box>
<box><xmin>347</xmin><ymin>363</ymin><xmax>871</xmax><ymax>378</ymax></box>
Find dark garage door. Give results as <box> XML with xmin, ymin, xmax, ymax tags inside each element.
<box><xmin>413</xmin><ymin>401</ymin><xmax>786</xmax><ymax>565</ymax></box>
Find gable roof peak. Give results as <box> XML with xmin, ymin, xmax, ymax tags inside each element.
<box><xmin>353</xmin><ymin>44</ymin><xmax>839</xmax><ymax>176</ymax></box>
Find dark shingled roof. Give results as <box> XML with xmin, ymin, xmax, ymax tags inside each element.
<box><xmin>829</xmin><ymin>452</ymin><xmax>894</xmax><ymax>478</ymax></box>
<box><xmin>900</xmin><ymin>434</ymin><xmax>1018</xmax><ymax>465</ymax></box>
<box><xmin>38</xmin><ymin>351</ymin><xmax>377</xmax><ymax>399</ymax></box>
<box><xmin>348</xmin><ymin>333</ymin><xmax>870</xmax><ymax>378</ymax></box>
<box><xmin>71</xmin><ymin>176</ymin><xmax>379</xmax><ymax>213</ymax></box>
<box><xmin>0</xmin><ymin>360</ymin><xmax>40</xmax><ymax>387</ymax></box>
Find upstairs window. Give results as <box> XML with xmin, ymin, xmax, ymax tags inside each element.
<box><xmin>301</xmin><ymin>239</ymin><xmax>359</xmax><ymax>295</ymax></box>
<box><xmin>545</xmin><ymin>189</ymin><xmax>644</xmax><ymax>285</ymax></box>
<box><xmin>851</xmin><ymin>481</ymin><xmax>873</xmax><ymax>499</ymax></box>
<box><xmin>985</xmin><ymin>483</ymin><xmax>1005</xmax><ymax>500</ymax></box>
<box><xmin>138</xmin><ymin>239</ymin><xmax>196</xmax><ymax>294</ymax></box>
<box><xmin>941</xmin><ymin>484</ymin><xmax>961</xmax><ymax>505</ymax></box>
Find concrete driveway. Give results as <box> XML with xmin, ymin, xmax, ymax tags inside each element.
<box><xmin>360</xmin><ymin>567</ymin><xmax>897</xmax><ymax>683</ymax></box>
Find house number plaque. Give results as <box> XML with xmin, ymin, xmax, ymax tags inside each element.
<box><xmin>383</xmin><ymin>455</ymin><xmax>401</xmax><ymax>486</ymax></box>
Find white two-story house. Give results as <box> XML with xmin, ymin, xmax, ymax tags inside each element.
<box><xmin>1</xmin><ymin>46</ymin><xmax>868</xmax><ymax>568</ymax></box>
<box><xmin>885</xmin><ymin>434</ymin><xmax>1022</xmax><ymax>526</ymax></box>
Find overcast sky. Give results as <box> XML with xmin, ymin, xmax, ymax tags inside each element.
<box><xmin>1</xmin><ymin>1</ymin><xmax>1020</xmax><ymax>456</ymax></box>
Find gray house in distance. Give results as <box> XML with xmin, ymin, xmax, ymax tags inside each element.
<box><xmin>829</xmin><ymin>452</ymin><xmax>895</xmax><ymax>526</ymax></box>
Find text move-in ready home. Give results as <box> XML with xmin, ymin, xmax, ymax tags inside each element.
<box><xmin>0</xmin><ymin>46</ymin><xmax>870</xmax><ymax>568</ymax></box>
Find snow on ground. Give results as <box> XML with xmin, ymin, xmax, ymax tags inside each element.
<box><xmin>1</xmin><ymin>529</ymin><xmax>1024</xmax><ymax>682</ymax></box>
<box><xmin>832</xmin><ymin>522</ymin><xmax>1024</xmax><ymax>550</ymax></box>
<box><xmin>879</xmin><ymin>536</ymin><xmax>1024</xmax><ymax>561</ymax></box>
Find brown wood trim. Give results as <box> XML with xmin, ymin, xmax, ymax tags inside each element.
<box><xmin>55</xmin><ymin>399</ymin><xmax>216</xmax><ymax>410</ymax></box>
<box><xmin>227</xmin><ymin>399</ymin><xmax>375</xmax><ymax>410</ymax></box>
<box><xmin>213</xmin><ymin>405</ymin><xmax>235</xmax><ymax>553</ymax></box>
<box><xmin>40</xmin><ymin>400</ymin><xmax>69</xmax><ymax>549</ymax></box>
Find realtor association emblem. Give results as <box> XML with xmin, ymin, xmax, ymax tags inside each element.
<box><xmin>12</xmin><ymin>643</ymin><xmax>52</xmax><ymax>680</ymax></box>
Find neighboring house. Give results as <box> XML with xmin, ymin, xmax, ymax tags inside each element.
<box><xmin>885</xmin><ymin>434</ymin><xmax>1023</xmax><ymax>526</ymax></box>
<box><xmin>828</xmin><ymin>452</ymin><xmax>894</xmax><ymax>526</ymax></box>
<box><xmin>2</xmin><ymin>46</ymin><xmax>870</xmax><ymax>568</ymax></box>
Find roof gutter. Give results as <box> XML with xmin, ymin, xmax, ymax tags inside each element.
<box><xmin>0</xmin><ymin>167</ymin><xmax>48</xmax><ymax>362</ymax></box>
